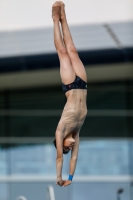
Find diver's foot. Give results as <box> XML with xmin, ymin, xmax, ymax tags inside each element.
<box><xmin>61</xmin><ymin>2</ymin><xmax>66</xmax><ymax>21</ymax></box>
<box><xmin>58</xmin><ymin>1</ymin><xmax>66</xmax><ymax>21</ymax></box>
<box><xmin>52</xmin><ymin>2</ymin><xmax>61</xmax><ymax>21</ymax></box>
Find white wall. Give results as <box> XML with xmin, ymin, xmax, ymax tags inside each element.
<box><xmin>0</xmin><ymin>0</ymin><xmax>133</xmax><ymax>31</ymax></box>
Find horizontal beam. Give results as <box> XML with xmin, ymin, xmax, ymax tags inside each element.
<box><xmin>0</xmin><ymin>109</ymin><xmax>133</xmax><ymax>116</ymax></box>
<box><xmin>0</xmin><ymin>137</ymin><xmax>132</xmax><ymax>144</ymax></box>
<box><xmin>0</xmin><ymin>175</ymin><xmax>133</xmax><ymax>182</ymax></box>
<box><xmin>0</xmin><ymin>63</ymin><xmax>133</xmax><ymax>90</ymax></box>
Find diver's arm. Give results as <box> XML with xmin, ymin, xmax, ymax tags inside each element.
<box><xmin>69</xmin><ymin>133</ymin><xmax>79</xmax><ymax>175</ymax></box>
<box><xmin>62</xmin><ymin>133</ymin><xmax>79</xmax><ymax>187</ymax></box>
<box><xmin>56</xmin><ymin>131</ymin><xmax>64</xmax><ymax>183</ymax></box>
<box><xmin>56</xmin><ymin>158</ymin><xmax>63</xmax><ymax>181</ymax></box>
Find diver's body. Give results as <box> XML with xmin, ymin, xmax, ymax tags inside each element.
<box><xmin>59</xmin><ymin>88</ymin><xmax>87</xmax><ymax>139</ymax></box>
<box><xmin>52</xmin><ymin>1</ymin><xmax>87</xmax><ymax>187</ymax></box>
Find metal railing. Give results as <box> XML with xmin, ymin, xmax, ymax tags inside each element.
<box><xmin>46</xmin><ymin>185</ymin><xmax>55</xmax><ymax>200</ymax></box>
<box><xmin>15</xmin><ymin>185</ymin><xmax>55</xmax><ymax>200</ymax></box>
<box><xmin>15</xmin><ymin>196</ymin><xmax>27</xmax><ymax>200</ymax></box>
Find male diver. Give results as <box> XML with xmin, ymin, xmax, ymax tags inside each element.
<box><xmin>52</xmin><ymin>1</ymin><xmax>87</xmax><ymax>187</ymax></box>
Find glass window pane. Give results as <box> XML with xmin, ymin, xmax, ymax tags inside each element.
<box><xmin>0</xmin><ymin>145</ymin><xmax>7</xmax><ymax>175</ymax></box>
<box><xmin>5</xmin><ymin>140</ymin><xmax>132</xmax><ymax>176</ymax></box>
<box><xmin>10</xmin><ymin>116</ymin><xmax>60</xmax><ymax>137</ymax></box>
<box><xmin>76</xmin><ymin>139</ymin><xmax>130</xmax><ymax>175</ymax></box>
<box><xmin>10</xmin><ymin>89</ymin><xmax>65</xmax><ymax>110</ymax></box>
<box><xmin>82</xmin><ymin>116</ymin><xmax>127</xmax><ymax>137</ymax></box>
<box><xmin>0</xmin><ymin>140</ymin><xmax>132</xmax><ymax>176</ymax></box>
<box><xmin>0</xmin><ymin>117</ymin><xmax>5</xmax><ymax>137</ymax></box>
<box><xmin>88</xmin><ymin>83</ymin><xmax>126</xmax><ymax>110</ymax></box>
<box><xmin>0</xmin><ymin>93</ymin><xmax>4</xmax><ymax>109</ymax></box>
<box><xmin>10</xmin><ymin>144</ymin><xmax>69</xmax><ymax>175</ymax></box>
<box><xmin>0</xmin><ymin>183</ymin><xmax>8</xmax><ymax>200</ymax></box>
<box><xmin>9</xmin><ymin>116</ymin><xmax>128</xmax><ymax>138</ymax></box>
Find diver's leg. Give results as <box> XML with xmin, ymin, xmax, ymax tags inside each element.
<box><xmin>52</xmin><ymin>2</ymin><xmax>75</xmax><ymax>84</ymax></box>
<box><xmin>59</xmin><ymin>2</ymin><xmax>87</xmax><ymax>82</ymax></box>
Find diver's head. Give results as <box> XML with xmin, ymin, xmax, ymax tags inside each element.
<box><xmin>53</xmin><ymin>134</ymin><xmax>75</xmax><ymax>154</ymax></box>
<box><xmin>63</xmin><ymin>135</ymin><xmax>75</xmax><ymax>150</ymax></box>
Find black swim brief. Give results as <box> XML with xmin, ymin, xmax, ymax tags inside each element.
<box><xmin>62</xmin><ymin>76</ymin><xmax>87</xmax><ymax>93</ymax></box>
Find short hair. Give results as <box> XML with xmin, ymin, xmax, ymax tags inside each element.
<box><xmin>53</xmin><ymin>139</ymin><xmax>70</xmax><ymax>154</ymax></box>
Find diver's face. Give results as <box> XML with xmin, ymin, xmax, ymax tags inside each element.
<box><xmin>63</xmin><ymin>137</ymin><xmax>75</xmax><ymax>150</ymax></box>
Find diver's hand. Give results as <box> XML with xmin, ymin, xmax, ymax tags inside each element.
<box><xmin>56</xmin><ymin>178</ymin><xmax>65</xmax><ymax>187</ymax></box>
<box><xmin>62</xmin><ymin>180</ymin><xmax>72</xmax><ymax>187</ymax></box>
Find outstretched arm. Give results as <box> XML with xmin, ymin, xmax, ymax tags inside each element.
<box><xmin>55</xmin><ymin>130</ymin><xmax>64</xmax><ymax>186</ymax></box>
<box><xmin>63</xmin><ymin>133</ymin><xmax>79</xmax><ymax>187</ymax></box>
<box><xmin>69</xmin><ymin>133</ymin><xmax>79</xmax><ymax>175</ymax></box>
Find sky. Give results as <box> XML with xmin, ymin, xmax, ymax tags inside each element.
<box><xmin>0</xmin><ymin>0</ymin><xmax>133</xmax><ymax>31</ymax></box>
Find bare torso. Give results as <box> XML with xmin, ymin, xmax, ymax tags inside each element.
<box><xmin>58</xmin><ymin>89</ymin><xmax>87</xmax><ymax>139</ymax></box>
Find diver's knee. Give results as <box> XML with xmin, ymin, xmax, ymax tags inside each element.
<box><xmin>58</xmin><ymin>46</ymin><xmax>68</xmax><ymax>55</ymax></box>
